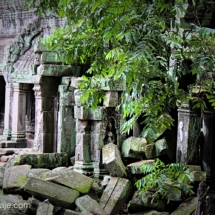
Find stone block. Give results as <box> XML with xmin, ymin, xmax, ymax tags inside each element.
<box><xmin>74</xmin><ymin>89</ymin><xmax>86</xmax><ymax>106</ymax></box>
<box><xmin>26</xmin><ymin>197</ymin><xmax>41</xmax><ymax>215</ymax></box>
<box><xmin>3</xmin><ymin>164</ymin><xmax>31</xmax><ymax>193</ymax></box>
<box><xmin>187</xmin><ymin>165</ymin><xmax>201</xmax><ymax>172</ymax></box>
<box><xmin>24</xmin><ymin>177</ymin><xmax>80</xmax><ymax>209</ymax></box>
<box><xmin>155</xmin><ymin>139</ymin><xmax>168</xmax><ymax>156</ymax></box>
<box><xmin>1</xmin><ymin>155</ymin><xmax>11</xmax><ymax>162</ymax></box>
<box><xmin>100</xmin><ymin>78</ymin><xmax>126</xmax><ymax>91</ymax></box>
<box><xmin>102</xmin><ymin>143</ymin><xmax>127</xmax><ymax>177</ymax></box>
<box><xmin>41</xmin><ymin>52</ymin><xmax>64</xmax><ymax>64</ymax></box>
<box><xmin>139</xmin><ymin>191</ymin><xmax>166</xmax><ymax>211</ymax></box>
<box><xmin>26</xmin><ymin>168</ymin><xmax>51</xmax><ymax>179</ymax></box>
<box><xmin>171</xmin><ymin>197</ymin><xmax>198</xmax><ymax>215</ymax></box>
<box><xmin>36</xmin><ymin>199</ymin><xmax>54</xmax><ymax>215</ymax></box>
<box><xmin>163</xmin><ymin>181</ymin><xmax>182</xmax><ymax>201</ymax></box>
<box><xmin>0</xmin><ymin>166</ymin><xmax>5</xmax><ymax>188</ymax></box>
<box><xmin>0</xmin><ymin>193</ymin><xmax>29</xmax><ymax>215</ymax></box>
<box><xmin>122</xmin><ymin>137</ymin><xmax>147</xmax><ymax>159</ymax></box>
<box><xmin>6</xmin><ymin>153</ymin><xmax>68</xmax><ymax>169</ymax></box>
<box><xmin>142</xmin><ymin>210</ymin><xmax>170</xmax><ymax>215</ymax></box>
<box><xmin>145</xmin><ymin>143</ymin><xmax>156</xmax><ymax>159</ymax></box>
<box><xmin>38</xmin><ymin>64</ymin><xmax>81</xmax><ymax>77</ymax></box>
<box><xmin>103</xmin><ymin>91</ymin><xmax>119</xmax><ymax>107</ymax></box>
<box><xmin>64</xmin><ymin>209</ymin><xmax>80</xmax><ymax>215</ymax></box>
<box><xmin>191</xmin><ymin>171</ymin><xmax>206</xmax><ymax>181</ymax></box>
<box><xmin>46</xmin><ymin>169</ymin><xmax>94</xmax><ymax>194</ymax></box>
<box><xmin>99</xmin><ymin>177</ymin><xmax>132</xmax><ymax>215</ymax></box>
<box><xmin>70</xmin><ymin>77</ymin><xmax>84</xmax><ymax>88</ymax></box>
<box><xmin>74</xmin><ymin>106</ymin><xmax>106</xmax><ymax>120</ymax></box>
<box><xmin>76</xmin><ymin>133</ymin><xmax>91</xmax><ymax>162</ymax></box>
<box><xmin>126</xmin><ymin>160</ymin><xmax>155</xmax><ymax>174</ymax></box>
<box><xmin>75</xmin><ymin>195</ymin><xmax>106</xmax><ymax>215</ymax></box>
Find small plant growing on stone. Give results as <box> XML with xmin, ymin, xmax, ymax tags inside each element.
<box><xmin>135</xmin><ymin>158</ymin><xmax>194</xmax><ymax>203</ymax></box>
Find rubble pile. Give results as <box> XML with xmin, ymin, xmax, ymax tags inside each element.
<box><xmin>0</xmin><ymin>136</ymin><xmax>204</xmax><ymax>215</ymax></box>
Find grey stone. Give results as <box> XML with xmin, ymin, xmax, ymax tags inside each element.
<box><xmin>36</xmin><ymin>199</ymin><xmax>54</xmax><ymax>215</ymax></box>
<box><xmin>75</xmin><ymin>195</ymin><xmax>106</xmax><ymax>215</ymax></box>
<box><xmin>138</xmin><ymin>191</ymin><xmax>166</xmax><ymax>211</ymax></box>
<box><xmin>46</xmin><ymin>168</ymin><xmax>94</xmax><ymax>194</ymax></box>
<box><xmin>187</xmin><ymin>165</ymin><xmax>201</xmax><ymax>172</ymax></box>
<box><xmin>163</xmin><ymin>181</ymin><xmax>182</xmax><ymax>201</ymax></box>
<box><xmin>102</xmin><ymin>143</ymin><xmax>127</xmax><ymax>177</ymax></box>
<box><xmin>27</xmin><ymin>168</ymin><xmax>51</xmax><ymax>179</ymax></box>
<box><xmin>26</xmin><ymin>197</ymin><xmax>41</xmax><ymax>215</ymax></box>
<box><xmin>64</xmin><ymin>209</ymin><xmax>80</xmax><ymax>215</ymax></box>
<box><xmin>24</xmin><ymin>177</ymin><xmax>80</xmax><ymax>209</ymax></box>
<box><xmin>141</xmin><ymin>210</ymin><xmax>170</xmax><ymax>215</ymax></box>
<box><xmin>74</xmin><ymin>106</ymin><xmax>106</xmax><ymax>120</ymax></box>
<box><xmin>145</xmin><ymin>143</ymin><xmax>156</xmax><ymax>159</ymax></box>
<box><xmin>0</xmin><ymin>166</ymin><xmax>5</xmax><ymax>187</ymax></box>
<box><xmin>3</xmin><ymin>164</ymin><xmax>31</xmax><ymax>193</ymax></box>
<box><xmin>191</xmin><ymin>171</ymin><xmax>206</xmax><ymax>181</ymax></box>
<box><xmin>122</xmin><ymin>137</ymin><xmax>147</xmax><ymax>159</ymax></box>
<box><xmin>0</xmin><ymin>192</ymin><xmax>29</xmax><ymax>215</ymax></box>
<box><xmin>99</xmin><ymin>177</ymin><xmax>132</xmax><ymax>215</ymax></box>
<box><xmin>6</xmin><ymin>153</ymin><xmax>68</xmax><ymax>169</ymax></box>
<box><xmin>103</xmin><ymin>91</ymin><xmax>119</xmax><ymax>107</ymax></box>
<box><xmin>126</xmin><ymin>160</ymin><xmax>155</xmax><ymax>174</ymax></box>
<box><xmin>170</xmin><ymin>197</ymin><xmax>198</xmax><ymax>215</ymax></box>
<box><xmin>155</xmin><ymin>139</ymin><xmax>168</xmax><ymax>156</ymax></box>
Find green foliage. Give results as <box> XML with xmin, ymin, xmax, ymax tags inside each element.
<box><xmin>135</xmin><ymin>159</ymin><xmax>194</xmax><ymax>203</ymax></box>
<box><xmin>25</xmin><ymin>0</ymin><xmax>215</xmax><ymax>138</ymax></box>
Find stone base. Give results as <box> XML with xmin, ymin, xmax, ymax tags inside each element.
<box><xmin>73</xmin><ymin>161</ymin><xmax>94</xmax><ymax>176</ymax></box>
<box><xmin>0</xmin><ymin>141</ymin><xmax>16</xmax><ymax>148</ymax></box>
<box><xmin>11</xmin><ymin>138</ymin><xmax>27</xmax><ymax>148</ymax></box>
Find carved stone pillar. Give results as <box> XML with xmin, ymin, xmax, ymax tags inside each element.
<box><xmin>2</xmin><ymin>83</ymin><xmax>13</xmax><ymax>140</ymax></box>
<box><xmin>11</xmin><ymin>83</ymin><xmax>28</xmax><ymax>147</ymax></box>
<box><xmin>176</xmin><ymin>103</ymin><xmax>201</xmax><ymax>165</ymax></box>
<box><xmin>33</xmin><ymin>77</ymin><xmax>59</xmax><ymax>153</ymax></box>
<box><xmin>57</xmin><ymin>78</ymin><xmax>76</xmax><ymax>157</ymax></box>
<box><xmin>202</xmin><ymin>110</ymin><xmax>215</xmax><ymax>188</ymax></box>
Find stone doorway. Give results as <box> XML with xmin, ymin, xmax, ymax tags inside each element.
<box><xmin>26</xmin><ymin>84</ymin><xmax>35</xmax><ymax>148</ymax></box>
<box><xmin>0</xmin><ymin>76</ymin><xmax>5</xmax><ymax>135</ymax></box>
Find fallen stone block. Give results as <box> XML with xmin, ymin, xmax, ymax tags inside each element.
<box><xmin>130</xmin><ymin>191</ymin><xmax>166</xmax><ymax>211</ymax></box>
<box><xmin>0</xmin><ymin>192</ymin><xmax>29</xmax><ymax>215</ymax></box>
<box><xmin>141</xmin><ymin>210</ymin><xmax>170</xmax><ymax>215</ymax></box>
<box><xmin>187</xmin><ymin>165</ymin><xmax>201</xmax><ymax>172</ymax></box>
<box><xmin>26</xmin><ymin>168</ymin><xmax>51</xmax><ymax>179</ymax></box>
<box><xmin>122</xmin><ymin>137</ymin><xmax>147</xmax><ymax>159</ymax></box>
<box><xmin>170</xmin><ymin>197</ymin><xmax>198</xmax><ymax>215</ymax></box>
<box><xmin>26</xmin><ymin>197</ymin><xmax>41</xmax><ymax>215</ymax></box>
<box><xmin>145</xmin><ymin>143</ymin><xmax>156</xmax><ymax>159</ymax></box>
<box><xmin>126</xmin><ymin>160</ymin><xmax>155</xmax><ymax>174</ymax></box>
<box><xmin>64</xmin><ymin>209</ymin><xmax>80</xmax><ymax>215</ymax></box>
<box><xmin>99</xmin><ymin>177</ymin><xmax>132</xmax><ymax>215</ymax></box>
<box><xmin>3</xmin><ymin>164</ymin><xmax>31</xmax><ymax>193</ymax></box>
<box><xmin>75</xmin><ymin>195</ymin><xmax>106</xmax><ymax>215</ymax></box>
<box><xmin>80</xmin><ymin>212</ymin><xmax>92</xmax><ymax>215</ymax></box>
<box><xmin>163</xmin><ymin>181</ymin><xmax>182</xmax><ymax>201</ymax></box>
<box><xmin>155</xmin><ymin>139</ymin><xmax>168</xmax><ymax>156</ymax></box>
<box><xmin>24</xmin><ymin>177</ymin><xmax>80</xmax><ymax>209</ymax></box>
<box><xmin>1</xmin><ymin>155</ymin><xmax>12</xmax><ymax>162</ymax></box>
<box><xmin>36</xmin><ymin>199</ymin><xmax>54</xmax><ymax>215</ymax></box>
<box><xmin>102</xmin><ymin>143</ymin><xmax>127</xmax><ymax>177</ymax></box>
<box><xmin>6</xmin><ymin>153</ymin><xmax>68</xmax><ymax>169</ymax></box>
<box><xmin>46</xmin><ymin>168</ymin><xmax>94</xmax><ymax>194</ymax></box>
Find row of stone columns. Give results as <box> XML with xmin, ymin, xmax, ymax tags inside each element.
<box><xmin>1</xmin><ymin>77</ymin><xmax>59</xmax><ymax>152</ymax></box>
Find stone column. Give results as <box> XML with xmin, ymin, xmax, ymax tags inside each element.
<box><xmin>202</xmin><ymin>110</ymin><xmax>215</xmax><ymax>188</ymax></box>
<box><xmin>57</xmin><ymin>77</ymin><xmax>76</xmax><ymax>157</ymax></box>
<box><xmin>11</xmin><ymin>83</ymin><xmax>28</xmax><ymax>147</ymax></box>
<box><xmin>2</xmin><ymin>83</ymin><xmax>13</xmax><ymax>140</ymax></box>
<box><xmin>33</xmin><ymin>77</ymin><xmax>59</xmax><ymax>153</ymax></box>
<box><xmin>176</xmin><ymin>103</ymin><xmax>201</xmax><ymax>165</ymax></box>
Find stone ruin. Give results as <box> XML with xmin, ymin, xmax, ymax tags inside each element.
<box><xmin>0</xmin><ymin>0</ymin><xmax>215</xmax><ymax>214</ymax></box>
